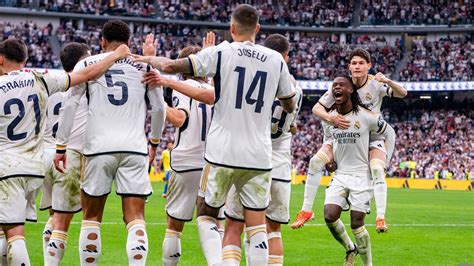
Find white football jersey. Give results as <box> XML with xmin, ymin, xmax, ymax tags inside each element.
<box><xmin>170</xmin><ymin>79</ymin><xmax>213</xmax><ymax>172</ymax></box>
<box><xmin>189</xmin><ymin>41</ymin><xmax>295</xmax><ymax>170</ymax></box>
<box><xmin>271</xmin><ymin>84</ymin><xmax>303</xmax><ymax>178</ymax></box>
<box><xmin>0</xmin><ymin>70</ymin><xmax>70</xmax><ymax>179</ymax></box>
<box><xmin>43</xmin><ymin>92</ymin><xmax>66</xmax><ymax>149</ymax></box>
<box><xmin>319</xmin><ymin>75</ymin><xmax>392</xmax><ymax>114</ymax></box>
<box><xmin>56</xmin><ymin>52</ymin><xmax>166</xmax><ymax>156</ymax></box>
<box><xmin>322</xmin><ymin>107</ymin><xmax>389</xmax><ymax>177</ymax></box>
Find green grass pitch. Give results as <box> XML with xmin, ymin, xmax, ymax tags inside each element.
<box><xmin>27</xmin><ymin>183</ymin><xmax>474</xmax><ymax>265</ymax></box>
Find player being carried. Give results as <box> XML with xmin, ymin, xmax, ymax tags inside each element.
<box><xmin>0</xmin><ymin>38</ymin><xmax>129</xmax><ymax>265</ymax></box>
<box><xmin>40</xmin><ymin>42</ymin><xmax>91</xmax><ymax>266</ymax></box>
<box><xmin>292</xmin><ymin>48</ymin><xmax>407</xmax><ymax>232</ymax></box>
<box><xmin>54</xmin><ymin>21</ymin><xmax>166</xmax><ymax>266</ymax></box>
<box><xmin>322</xmin><ymin>74</ymin><xmax>395</xmax><ymax>265</ymax></box>
<box><xmin>134</xmin><ymin>4</ymin><xmax>296</xmax><ymax>265</ymax></box>
<box><xmin>223</xmin><ymin>33</ymin><xmax>303</xmax><ymax>266</ymax></box>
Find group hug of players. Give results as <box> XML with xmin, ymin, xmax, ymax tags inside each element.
<box><xmin>0</xmin><ymin>4</ymin><xmax>407</xmax><ymax>266</ymax></box>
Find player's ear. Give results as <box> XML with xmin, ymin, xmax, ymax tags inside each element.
<box><xmin>367</xmin><ymin>62</ymin><xmax>372</xmax><ymax>69</ymax></box>
<box><xmin>230</xmin><ymin>23</ymin><xmax>236</xmax><ymax>35</ymax></box>
<box><xmin>101</xmin><ymin>37</ymin><xmax>107</xmax><ymax>50</ymax></box>
<box><xmin>0</xmin><ymin>55</ymin><xmax>4</xmax><ymax>65</ymax></box>
<box><xmin>254</xmin><ymin>24</ymin><xmax>260</xmax><ymax>35</ymax></box>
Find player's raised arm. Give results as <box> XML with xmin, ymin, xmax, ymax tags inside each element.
<box><xmin>374</xmin><ymin>72</ymin><xmax>408</xmax><ymax>98</ymax></box>
<box><xmin>313</xmin><ymin>91</ymin><xmax>350</xmax><ymax>129</ymax></box>
<box><xmin>143</xmin><ymin>71</ymin><xmax>215</xmax><ymax>105</ymax></box>
<box><xmin>68</xmin><ymin>44</ymin><xmax>130</xmax><ymax>87</ymax></box>
<box><xmin>146</xmin><ymin>80</ymin><xmax>167</xmax><ymax>148</ymax></box>
<box><xmin>133</xmin><ymin>55</ymin><xmax>192</xmax><ymax>75</ymax></box>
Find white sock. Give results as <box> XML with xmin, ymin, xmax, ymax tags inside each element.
<box><xmin>302</xmin><ymin>152</ymin><xmax>328</xmax><ymax>211</ymax></box>
<box><xmin>353</xmin><ymin>226</ymin><xmax>372</xmax><ymax>266</ymax></box>
<box><xmin>43</xmin><ymin>216</ymin><xmax>54</xmax><ymax>254</ymax></box>
<box><xmin>7</xmin><ymin>236</ymin><xmax>30</xmax><ymax>266</ymax></box>
<box><xmin>243</xmin><ymin>231</ymin><xmax>250</xmax><ymax>266</ymax></box>
<box><xmin>218</xmin><ymin>228</ymin><xmax>225</xmax><ymax>241</ymax></box>
<box><xmin>371</xmin><ymin>159</ymin><xmax>387</xmax><ymax>219</ymax></box>
<box><xmin>245</xmin><ymin>224</ymin><xmax>268</xmax><ymax>266</ymax></box>
<box><xmin>222</xmin><ymin>245</ymin><xmax>241</xmax><ymax>266</ymax></box>
<box><xmin>0</xmin><ymin>231</ymin><xmax>7</xmax><ymax>266</ymax></box>
<box><xmin>44</xmin><ymin>230</ymin><xmax>68</xmax><ymax>266</ymax></box>
<box><xmin>79</xmin><ymin>220</ymin><xmax>101</xmax><ymax>265</ymax></box>
<box><xmin>197</xmin><ymin>216</ymin><xmax>222</xmax><ymax>266</ymax></box>
<box><xmin>268</xmin><ymin>255</ymin><xmax>284</xmax><ymax>266</ymax></box>
<box><xmin>126</xmin><ymin>220</ymin><xmax>148</xmax><ymax>266</ymax></box>
<box><xmin>326</xmin><ymin>219</ymin><xmax>355</xmax><ymax>251</ymax></box>
<box><xmin>162</xmin><ymin>229</ymin><xmax>181</xmax><ymax>266</ymax></box>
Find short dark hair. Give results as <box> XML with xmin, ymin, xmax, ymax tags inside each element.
<box><xmin>264</xmin><ymin>34</ymin><xmax>289</xmax><ymax>55</ymax></box>
<box><xmin>349</xmin><ymin>48</ymin><xmax>371</xmax><ymax>64</ymax></box>
<box><xmin>0</xmin><ymin>39</ymin><xmax>28</xmax><ymax>63</ymax></box>
<box><xmin>102</xmin><ymin>20</ymin><xmax>130</xmax><ymax>44</ymax></box>
<box><xmin>231</xmin><ymin>4</ymin><xmax>259</xmax><ymax>34</ymax></box>
<box><xmin>60</xmin><ymin>42</ymin><xmax>90</xmax><ymax>72</ymax></box>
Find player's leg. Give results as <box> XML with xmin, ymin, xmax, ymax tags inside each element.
<box><xmin>45</xmin><ymin>149</ymin><xmax>82</xmax><ymax>266</ymax></box>
<box><xmin>292</xmin><ymin>143</ymin><xmax>333</xmax><ymax>229</ymax></box>
<box><xmin>369</xmin><ymin>144</ymin><xmax>388</xmax><ymax>233</ymax></box>
<box><xmin>3</xmin><ymin>226</ymin><xmax>29</xmax><ymax>266</ymax></box>
<box><xmin>266</xmin><ymin>221</ymin><xmax>284</xmax><ymax>266</ymax></box>
<box><xmin>216</xmin><ymin>208</ymin><xmax>226</xmax><ymax>240</ymax></box>
<box><xmin>162</xmin><ymin>171</ymin><xmax>200</xmax><ymax>266</ymax></box>
<box><xmin>0</xmin><ymin>229</ymin><xmax>6</xmax><ymax>265</ymax></box>
<box><xmin>162</xmin><ymin>171</ymin><xmax>170</xmax><ymax>198</ymax></box>
<box><xmin>42</xmin><ymin>210</ymin><xmax>54</xmax><ymax>255</ymax></box>
<box><xmin>239</xmin><ymin>170</ymin><xmax>272</xmax><ymax>266</ymax></box>
<box><xmin>222</xmin><ymin>186</ymin><xmax>245</xmax><ymax>266</ymax></box>
<box><xmin>350</xmin><ymin>211</ymin><xmax>371</xmax><ymax>266</ymax></box>
<box><xmin>324</xmin><ymin>176</ymin><xmax>357</xmax><ymax>265</ymax></box>
<box><xmin>117</xmin><ymin>154</ymin><xmax>152</xmax><ymax>266</ymax></box>
<box><xmin>196</xmin><ymin>164</ymin><xmax>233</xmax><ymax>265</ymax></box>
<box><xmin>79</xmin><ymin>155</ymin><xmax>114</xmax><ymax>266</ymax></box>
<box><xmin>40</xmin><ymin>150</ymin><xmax>55</xmax><ymax>255</ymax></box>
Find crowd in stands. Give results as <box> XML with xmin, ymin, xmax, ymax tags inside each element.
<box><xmin>360</xmin><ymin>0</ymin><xmax>472</xmax><ymax>25</ymax></box>
<box><xmin>0</xmin><ymin>21</ymin><xmax>60</xmax><ymax>69</ymax></box>
<box><xmin>399</xmin><ymin>35</ymin><xmax>472</xmax><ymax>82</ymax></box>
<box><xmin>279</xmin><ymin>0</ymin><xmax>353</xmax><ymax>27</ymax></box>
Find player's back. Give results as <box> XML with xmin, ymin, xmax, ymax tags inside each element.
<box><xmin>44</xmin><ymin>91</ymin><xmax>65</xmax><ymax>150</ymax></box>
<box><xmin>75</xmin><ymin>53</ymin><xmax>150</xmax><ymax>156</ymax></box>
<box><xmin>271</xmin><ymin>85</ymin><xmax>303</xmax><ymax>168</ymax></box>
<box><xmin>193</xmin><ymin>41</ymin><xmax>294</xmax><ymax>170</ymax></box>
<box><xmin>170</xmin><ymin>79</ymin><xmax>213</xmax><ymax>172</ymax></box>
<box><xmin>0</xmin><ymin>70</ymin><xmax>50</xmax><ymax>177</ymax></box>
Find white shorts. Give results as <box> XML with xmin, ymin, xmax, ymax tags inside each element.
<box><xmin>82</xmin><ymin>153</ymin><xmax>152</xmax><ymax>197</ymax></box>
<box><xmin>369</xmin><ymin>132</ymin><xmax>387</xmax><ymax>155</ymax></box>
<box><xmin>166</xmin><ymin>170</ymin><xmax>201</xmax><ymax>221</ymax></box>
<box><xmin>324</xmin><ymin>173</ymin><xmax>373</xmax><ymax>213</ymax></box>
<box><xmin>0</xmin><ymin>177</ymin><xmax>42</xmax><ymax>225</ymax></box>
<box><xmin>199</xmin><ymin>164</ymin><xmax>271</xmax><ymax>210</ymax></box>
<box><xmin>40</xmin><ymin>149</ymin><xmax>83</xmax><ymax>213</ymax></box>
<box><xmin>224</xmin><ymin>180</ymin><xmax>291</xmax><ymax>224</ymax></box>
<box><xmin>26</xmin><ymin>188</ymin><xmax>39</xmax><ymax>222</ymax></box>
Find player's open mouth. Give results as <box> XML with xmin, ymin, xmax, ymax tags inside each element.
<box><xmin>334</xmin><ymin>91</ymin><xmax>343</xmax><ymax>99</ymax></box>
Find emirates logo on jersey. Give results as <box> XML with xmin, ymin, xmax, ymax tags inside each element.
<box><xmin>354</xmin><ymin>121</ymin><xmax>361</xmax><ymax>129</ymax></box>
<box><xmin>365</xmin><ymin>92</ymin><xmax>372</xmax><ymax>101</ymax></box>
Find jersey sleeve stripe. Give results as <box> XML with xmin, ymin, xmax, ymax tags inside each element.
<box><xmin>278</xmin><ymin>91</ymin><xmax>296</xmax><ymax>100</ymax></box>
<box><xmin>188</xmin><ymin>57</ymin><xmax>197</xmax><ymax>77</ymax></box>
<box><xmin>377</xmin><ymin>122</ymin><xmax>388</xmax><ymax>134</ymax></box>
<box><xmin>213</xmin><ymin>51</ymin><xmax>222</xmax><ymax>104</ymax></box>
<box><xmin>318</xmin><ymin>100</ymin><xmax>331</xmax><ymax>109</ymax></box>
<box><xmin>65</xmin><ymin>73</ymin><xmax>71</xmax><ymax>91</ymax></box>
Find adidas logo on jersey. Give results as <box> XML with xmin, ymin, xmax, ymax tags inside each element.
<box><xmin>255</xmin><ymin>241</ymin><xmax>268</xmax><ymax>249</ymax></box>
<box><xmin>210</xmin><ymin>226</ymin><xmax>219</xmax><ymax>232</ymax></box>
<box><xmin>131</xmin><ymin>245</ymin><xmax>147</xmax><ymax>251</ymax></box>
<box><xmin>169</xmin><ymin>252</ymin><xmax>181</xmax><ymax>258</ymax></box>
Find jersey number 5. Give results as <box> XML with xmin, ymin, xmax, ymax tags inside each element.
<box><xmin>105</xmin><ymin>70</ymin><xmax>128</xmax><ymax>106</ymax></box>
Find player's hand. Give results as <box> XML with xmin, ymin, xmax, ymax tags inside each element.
<box><xmin>143</xmin><ymin>70</ymin><xmax>171</xmax><ymax>87</ymax></box>
<box><xmin>142</xmin><ymin>33</ymin><xmax>158</xmax><ymax>57</ymax></box>
<box><xmin>330</xmin><ymin>114</ymin><xmax>350</xmax><ymax>129</ymax></box>
<box><xmin>289</xmin><ymin>123</ymin><xmax>297</xmax><ymax>135</ymax></box>
<box><xmin>113</xmin><ymin>44</ymin><xmax>131</xmax><ymax>60</ymax></box>
<box><xmin>325</xmin><ymin>161</ymin><xmax>337</xmax><ymax>172</ymax></box>
<box><xmin>374</xmin><ymin>72</ymin><xmax>390</xmax><ymax>83</ymax></box>
<box><xmin>54</xmin><ymin>153</ymin><xmax>67</xmax><ymax>173</ymax></box>
<box><xmin>148</xmin><ymin>145</ymin><xmax>157</xmax><ymax>165</ymax></box>
<box><xmin>131</xmin><ymin>54</ymin><xmax>152</xmax><ymax>64</ymax></box>
<box><xmin>203</xmin><ymin>31</ymin><xmax>215</xmax><ymax>49</ymax></box>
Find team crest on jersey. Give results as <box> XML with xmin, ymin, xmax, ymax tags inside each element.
<box><xmin>365</xmin><ymin>92</ymin><xmax>372</xmax><ymax>101</ymax></box>
<box><xmin>354</xmin><ymin>121</ymin><xmax>361</xmax><ymax>129</ymax></box>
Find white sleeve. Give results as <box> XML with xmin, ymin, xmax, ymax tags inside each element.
<box><xmin>188</xmin><ymin>45</ymin><xmax>220</xmax><ymax>77</ymax></box>
<box><xmin>55</xmin><ymin>86</ymin><xmax>86</xmax><ymax>151</ymax></box>
<box><xmin>172</xmin><ymin>89</ymin><xmax>191</xmax><ymax>117</ymax></box>
<box><xmin>276</xmin><ymin>62</ymin><xmax>296</xmax><ymax>99</ymax></box>
<box><xmin>42</xmin><ymin>72</ymin><xmax>71</xmax><ymax>95</ymax></box>
<box><xmin>381</xmin><ymin>123</ymin><xmax>395</xmax><ymax>161</ymax></box>
<box><xmin>378</xmin><ymin>82</ymin><xmax>392</xmax><ymax>98</ymax></box>
<box><xmin>147</xmin><ymin>86</ymin><xmax>167</xmax><ymax>145</ymax></box>
<box><xmin>318</xmin><ymin>89</ymin><xmax>335</xmax><ymax>109</ymax></box>
<box><xmin>369</xmin><ymin>113</ymin><xmax>388</xmax><ymax>134</ymax></box>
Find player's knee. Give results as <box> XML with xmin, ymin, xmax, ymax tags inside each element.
<box><xmin>370</xmin><ymin>159</ymin><xmax>385</xmax><ymax>180</ymax></box>
<box><xmin>266</xmin><ymin>220</ymin><xmax>281</xmax><ymax>233</ymax></box>
<box><xmin>350</xmin><ymin>215</ymin><xmax>365</xmax><ymax>229</ymax></box>
<box><xmin>196</xmin><ymin>198</ymin><xmax>219</xmax><ymax>218</ymax></box>
<box><xmin>324</xmin><ymin>208</ymin><xmax>339</xmax><ymax>223</ymax></box>
<box><xmin>309</xmin><ymin>151</ymin><xmax>330</xmax><ymax>172</ymax></box>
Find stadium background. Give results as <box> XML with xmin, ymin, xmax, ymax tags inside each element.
<box><xmin>0</xmin><ymin>0</ymin><xmax>472</xmax><ymax>265</ymax></box>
